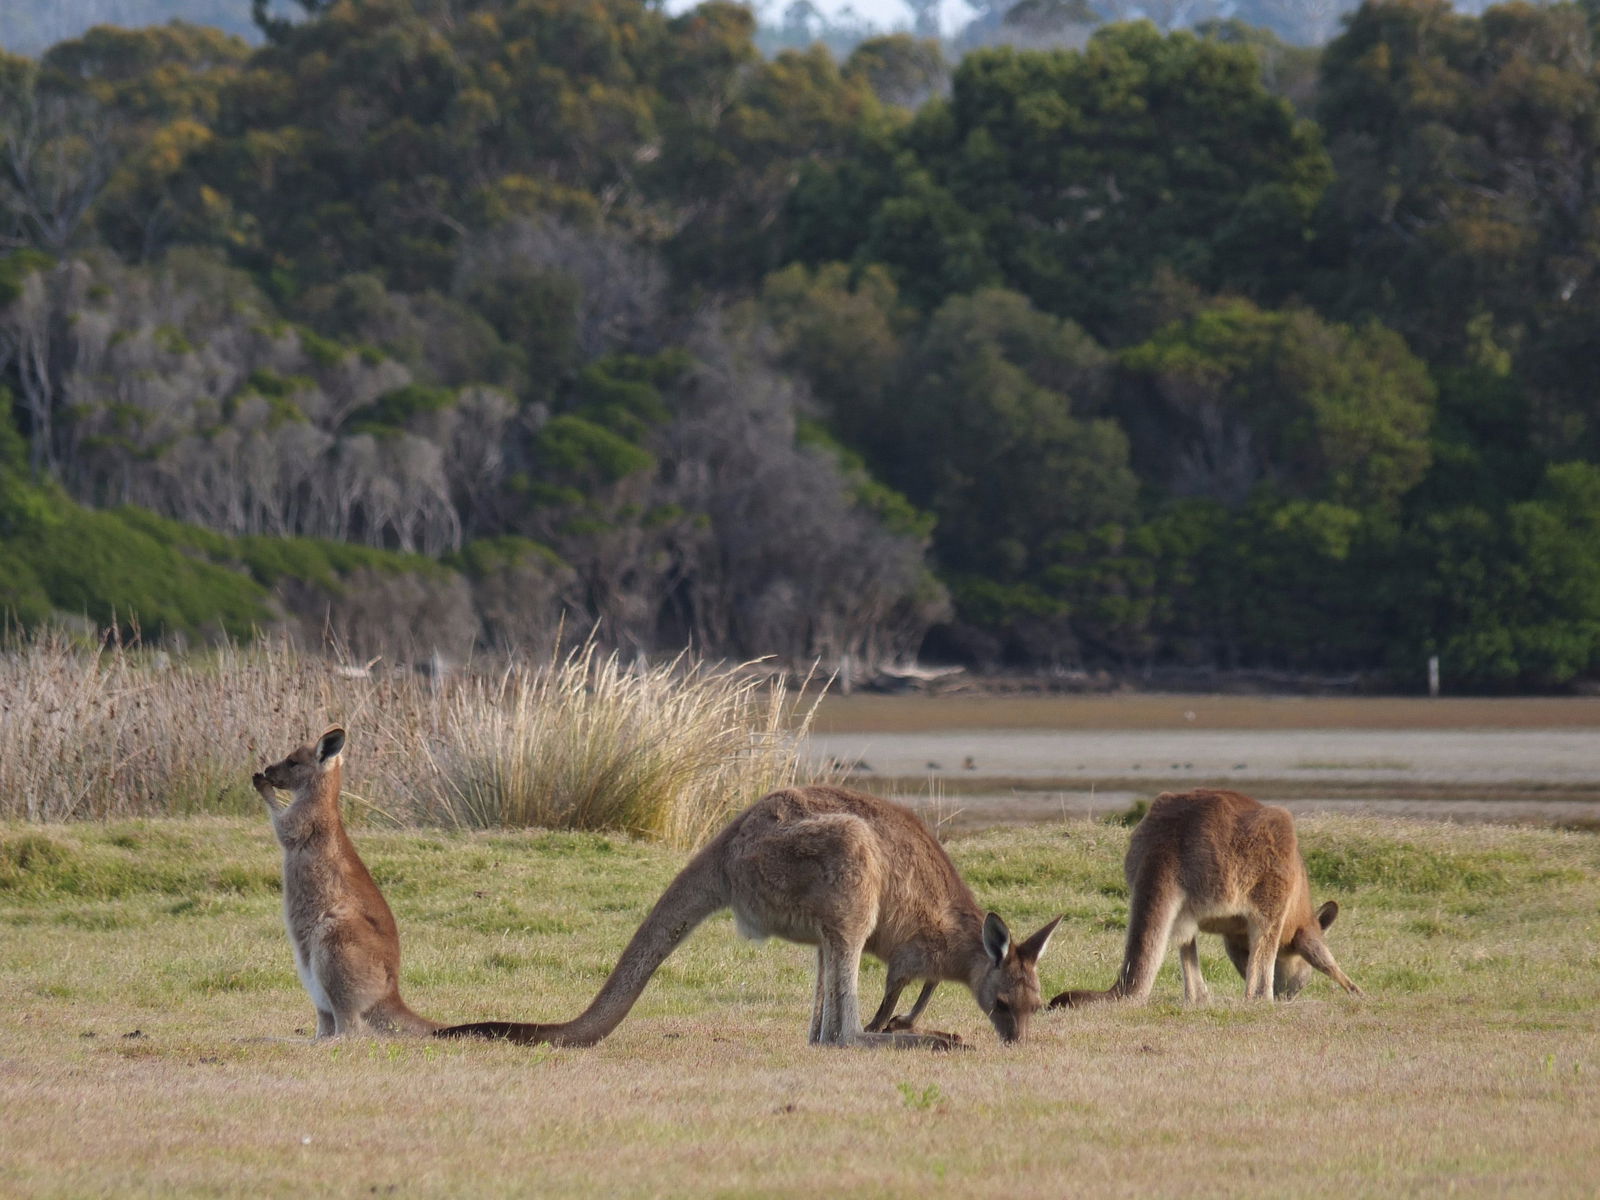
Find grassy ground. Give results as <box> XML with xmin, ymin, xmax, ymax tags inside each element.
<box><xmin>3</xmin><ymin>813</ymin><xmax>1598</xmax><ymax>1197</ymax></box>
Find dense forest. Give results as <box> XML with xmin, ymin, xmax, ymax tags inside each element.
<box><xmin>3</xmin><ymin>0</ymin><xmax>1600</xmax><ymax>687</ymax></box>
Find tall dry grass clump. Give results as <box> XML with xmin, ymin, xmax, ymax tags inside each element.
<box><xmin>0</xmin><ymin>632</ymin><xmax>436</xmax><ymax>822</ymax></box>
<box><xmin>0</xmin><ymin>632</ymin><xmax>822</xmax><ymax>847</ymax></box>
<box><xmin>421</xmin><ymin>648</ymin><xmax>822</xmax><ymax>848</ymax></box>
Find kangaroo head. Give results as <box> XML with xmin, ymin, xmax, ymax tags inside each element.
<box><xmin>254</xmin><ymin>726</ymin><xmax>346</xmax><ymax>800</ymax></box>
<box><xmin>974</xmin><ymin>911</ymin><xmax>1064</xmax><ymax>1043</ymax></box>
<box><xmin>1279</xmin><ymin>900</ymin><xmax>1361</xmax><ymax>998</ymax></box>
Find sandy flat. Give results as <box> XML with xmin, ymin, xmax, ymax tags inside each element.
<box><xmin>807</xmin><ymin>723</ymin><xmax>1600</xmax><ymax>828</ymax></box>
<box><xmin>808</xmin><ymin>727</ymin><xmax>1600</xmax><ymax>785</ymax></box>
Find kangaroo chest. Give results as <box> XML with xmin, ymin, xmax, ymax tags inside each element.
<box><xmin>280</xmin><ymin>850</ymin><xmax>353</xmax><ymax>1013</ymax></box>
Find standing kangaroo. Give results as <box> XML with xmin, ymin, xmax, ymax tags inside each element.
<box><xmin>1050</xmin><ymin>789</ymin><xmax>1360</xmax><ymax>1008</ymax></box>
<box><xmin>439</xmin><ymin>785</ymin><xmax>1063</xmax><ymax>1049</ymax></box>
<box><xmin>253</xmin><ymin>727</ymin><xmax>441</xmax><ymax>1037</ymax></box>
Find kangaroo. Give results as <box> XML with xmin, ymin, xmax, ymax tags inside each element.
<box><xmin>438</xmin><ymin>785</ymin><xmax>1063</xmax><ymax>1049</ymax></box>
<box><xmin>1050</xmin><ymin>789</ymin><xmax>1360</xmax><ymax>1008</ymax></box>
<box><xmin>253</xmin><ymin>727</ymin><xmax>441</xmax><ymax>1037</ymax></box>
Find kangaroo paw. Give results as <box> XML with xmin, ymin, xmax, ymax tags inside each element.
<box><xmin>887</xmin><ymin>1029</ymin><xmax>966</xmax><ymax>1051</ymax></box>
<box><xmin>884</xmin><ymin>1015</ymin><xmax>918</xmax><ymax>1033</ymax></box>
<box><xmin>845</xmin><ymin>1030</ymin><xmax>966</xmax><ymax>1051</ymax></box>
<box><xmin>1048</xmin><ymin>989</ymin><xmax>1108</xmax><ymax>1009</ymax></box>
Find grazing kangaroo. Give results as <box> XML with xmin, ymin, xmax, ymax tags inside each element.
<box><xmin>253</xmin><ymin>727</ymin><xmax>441</xmax><ymax>1037</ymax></box>
<box><xmin>1050</xmin><ymin>789</ymin><xmax>1360</xmax><ymax>1008</ymax></box>
<box><xmin>438</xmin><ymin>785</ymin><xmax>1063</xmax><ymax>1049</ymax></box>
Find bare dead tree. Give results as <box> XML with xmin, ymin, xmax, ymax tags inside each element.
<box><xmin>455</xmin><ymin>218</ymin><xmax>670</xmax><ymax>361</ymax></box>
<box><xmin>0</xmin><ymin>72</ymin><xmax>123</xmax><ymax>253</ymax></box>
<box><xmin>662</xmin><ymin>313</ymin><xmax>946</xmax><ymax>668</ymax></box>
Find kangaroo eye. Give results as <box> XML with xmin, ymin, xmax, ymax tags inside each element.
<box><xmin>993</xmin><ymin>999</ymin><xmax>1010</xmax><ymax>1014</ymax></box>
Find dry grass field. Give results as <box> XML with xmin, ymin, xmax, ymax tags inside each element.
<box><xmin>3</xmin><ymin>812</ymin><xmax>1598</xmax><ymax>1197</ymax></box>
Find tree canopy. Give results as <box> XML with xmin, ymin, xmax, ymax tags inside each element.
<box><xmin>5</xmin><ymin>0</ymin><xmax>1600</xmax><ymax>688</ymax></box>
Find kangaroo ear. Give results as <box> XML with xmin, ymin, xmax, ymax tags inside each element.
<box><xmin>1316</xmin><ymin>900</ymin><xmax>1339</xmax><ymax>931</ymax></box>
<box><xmin>982</xmin><ymin>912</ymin><xmax>1011</xmax><ymax>966</ymax></box>
<box><xmin>316</xmin><ymin>727</ymin><xmax>346</xmax><ymax>763</ymax></box>
<box><xmin>1017</xmin><ymin>915</ymin><xmax>1064</xmax><ymax>964</ymax></box>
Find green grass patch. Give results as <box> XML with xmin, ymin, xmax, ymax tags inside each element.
<box><xmin>1303</xmin><ymin>840</ymin><xmax>1508</xmax><ymax>895</ymax></box>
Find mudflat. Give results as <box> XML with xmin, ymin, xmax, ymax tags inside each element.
<box><xmin>809</xmin><ymin>693</ymin><xmax>1600</xmax><ymax>828</ymax></box>
<box><xmin>813</xmin><ymin>692</ymin><xmax>1600</xmax><ymax>732</ymax></box>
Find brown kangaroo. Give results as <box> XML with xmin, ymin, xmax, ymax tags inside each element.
<box><xmin>253</xmin><ymin>727</ymin><xmax>441</xmax><ymax>1037</ymax></box>
<box><xmin>1050</xmin><ymin>789</ymin><xmax>1360</xmax><ymax>1008</ymax></box>
<box><xmin>438</xmin><ymin>785</ymin><xmax>1063</xmax><ymax>1049</ymax></box>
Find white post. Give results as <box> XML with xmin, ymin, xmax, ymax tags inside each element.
<box><xmin>1427</xmin><ymin>655</ymin><xmax>1440</xmax><ymax>699</ymax></box>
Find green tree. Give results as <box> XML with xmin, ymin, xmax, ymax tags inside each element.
<box><xmin>1316</xmin><ymin>0</ymin><xmax>1600</xmax><ymax>436</ymax></box>
<box><xmin>37</xmin><ymin>22</ymin><xmax>250</xmax><ymax>257</ymax></box>
<box><xmin>895</xmin><ymin>288</ymin><xmax>1132</xmax><ymax>581</ymax></box>
<box><xmin>760</xmin><ymin>261</ymin><xmax>908</xmax><ymax>456</ymax></box>
<box><xmin>1119</xmin><ymin>300</ymin><xmax>1435</xmax><ymax>513</ymax></box>
<box><xmin>793</xmin><ymin>26</ymin><xmax>1332</xmax><ymax>336</ymax></box>
<box><xmin>1397</xmin><ymin>464</ymin><xmax>1600</xmax><ymax>687</ymax></box>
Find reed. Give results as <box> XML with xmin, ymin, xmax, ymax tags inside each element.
<box><xmin>0</xmin><ymin>632</ymin><xmax>822</xmax><ymax>848</ymax></box>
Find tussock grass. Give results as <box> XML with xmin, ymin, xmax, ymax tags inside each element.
<box><xmin>1</xmin><ymin>815</ymin><xmax>1597</xmax><ymax>1196</ymax></box>
<box><xmin>422</xmin><ymin>646</ymin><xmax>820</xmax><ymax>847</ymax></box>
<box><xmin>0</xmin><ymin>633</ymin><xmax>820</xmax><ymax>847</ymax></box>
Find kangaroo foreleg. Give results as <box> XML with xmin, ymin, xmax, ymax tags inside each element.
<box><xmin>883</xmin><ymin>981</ymin><xmax>939</xmax><ymax>1032</ymax></box>
<box><xmin>864</xmin><ymin>974</ymin><xmax>908</xmax><ymax>1033</ymax></box>
<box><xmin>819</xmin><ymin>932</ymin><xmax>960</xmax><ymax>1048</ymax></box>
<box><xmin>1244</xmin><ymin>917</ymin><xmax>1285</xmax><ymax>999</ymax></box>
<box><xmin>1179</xmin><ymin>938</ymin><xmax>1209</xmax><ymax>1005</ymax></box>
<box><xmin>809</xmin><ymin>946</ymin><xmax>826</xmax><ymax>1044</ymax></box>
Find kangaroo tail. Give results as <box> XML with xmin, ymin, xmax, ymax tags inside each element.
<box><xmin>368</xmin><ymin>992</ymin><xmax>444</xmax><ymax>1036</ymax></box>
<box><xmin>439</xmin><ymin>819</ymin><xmax>738</xmax><ymax>1049</ymax></box>
<box><xmin>1052</xmin><ymin>869</ymin><xmax>1181</xmax><ymax>1011</ymax></box>
<box><xmin>435</xmin><ymin>1021</ymin><xmax>558</xmax><ymax>1044</ymax></box>
<box><xmin>383</xmin><ymin>1000</ymin><xmax>444</xmax><ymax>1036</ymax></box>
